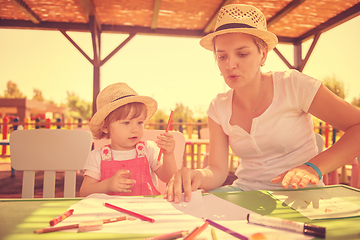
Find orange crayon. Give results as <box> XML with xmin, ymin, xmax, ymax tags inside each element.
<box><xmin>49</xmin><ymin>209</ymin><xmax>74</xmax><ymax>226</ymax></box>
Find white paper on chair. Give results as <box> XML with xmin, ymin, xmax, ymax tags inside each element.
<box><xmin>269</xmin><ymin>188</ymin><xmax>360</xmax><ymax>220</ymax></box>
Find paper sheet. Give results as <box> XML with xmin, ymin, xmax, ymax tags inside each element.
<box><xmin>269</xmin><ymin>188</ymin><xmax>360</xmax><ymax>220</ymax></box>
<box><xmin>51</xmin><ymin>191</ymin><xmax>313</xmax><ymax>239</ymax></box>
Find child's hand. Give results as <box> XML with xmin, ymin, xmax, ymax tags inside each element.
<box><xmin>107</xmin><ymin>169</ymin><xmax>136</xmax><ymax>193</ymax></box>
<box><xmin>157</xmin><ymin>132</ymin><xmax>175</xmax><ymax>155</ymax></box>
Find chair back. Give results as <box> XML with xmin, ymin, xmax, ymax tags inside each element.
<box><xmin>92</xmin><ymin>129</ymin><xmax>185</xmax><ymax>194</ymax></box>
<box><xmin>10</xmin><ymin>129</ymin><xmax>92</xmax><ymax>198</ymax></box>
<box><xmin>315</xmin><ymin>133</ymin><xmax>324</xmax><ymax>154</ymax></box>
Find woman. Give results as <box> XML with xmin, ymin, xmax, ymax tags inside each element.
<box><xmin>164</xmin><ymin>4</ymin><xmax>360</xmax><ymax>203</ymax></box>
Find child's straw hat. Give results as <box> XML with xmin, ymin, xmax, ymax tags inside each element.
<box><xmin>200</xmin><ymin>4</ymin><xmax>278</xmax><ymax>52</ymax></box>
<box><xmin>89</xmin><ymin>82</ymin><xmax>157</xmax><ymax>133</ymax></box>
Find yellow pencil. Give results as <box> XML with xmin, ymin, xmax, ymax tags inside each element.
<box><xmin>211</xmin><ymin>227</ymin><xmax>218</xmax><ymax>240</ymax></box>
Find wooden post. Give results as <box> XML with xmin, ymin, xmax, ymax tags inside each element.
<box><xmin>187</xmin><ymin>118</ymin><xmax>193</xmax><ymax>139</ymax></box>
<box><xmin>2</xmin><ymin>117</ymin><xmax>9</xmax><ymax>155</ymax></box>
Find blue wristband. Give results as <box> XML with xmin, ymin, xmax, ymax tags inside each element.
<box><xmin>303</xmin><ymin>162</ymin><xmax>322</xmax><ymax>180</ymax></box>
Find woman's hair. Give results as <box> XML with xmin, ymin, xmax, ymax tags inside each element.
<box><xmin>212</xmin><ymin>34</ymin><xmax>268</xmax><ymax>55</ymax></box>
<box><xmin>93</xmin><ymin>102</ymin><xmax>147</xmax><ymax>139</ymax></box>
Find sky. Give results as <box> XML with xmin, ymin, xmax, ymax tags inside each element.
<box><xmin>1</xmin><ymin>15</ymin><xmax>360</xmax><ymax>118</ymax></box>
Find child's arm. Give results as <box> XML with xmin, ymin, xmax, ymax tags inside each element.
<box><xmin>154</xmin><ymin>132</ymin><xmax>177</xmax><ymax>183</ymax></box>
<box><xmin>79</xmin><ymin>170</ymin><xmax>136</xmax><ymax>197</ymax></box>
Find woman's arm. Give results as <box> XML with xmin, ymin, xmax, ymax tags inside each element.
<box><xmin>273</xmin><ymin>84</ymin><xmax>360</xmax><ymax>188</ymax></box>
<box><xmin>164</xmin><ymin>117</ymin><xmax>230</xmax><ymax>202</ymax></box>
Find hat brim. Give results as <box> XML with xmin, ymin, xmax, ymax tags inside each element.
<box><xmin>200</xmin><ymin>28</ymin><xmax>278</xmax><ymax>52</ymax></box>
<box><xmin>89</xmin><ymin>95</ymin><xmax>157</xmax><ymax>133</ymax></box>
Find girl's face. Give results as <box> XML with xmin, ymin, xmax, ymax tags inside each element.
<box><xmin>214</xmin><ymin>33</ymin><xmax>267</xmax><ymax>89</ymax></box>
<box><xmin>104</xmin><ymin>108</ymin><xmax>146</xmax><ymax>151</ymax></box>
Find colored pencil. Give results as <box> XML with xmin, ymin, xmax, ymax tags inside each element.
<box><xmin>204</xmin><ymin>218</ymin><xmax>248</xmax><ymax>240</ymax></box>
<box><xmin>143</xmin><ymin>230</ymin><xmax>188</xmax><ymax>240</ymax></box>
<box><xmin>157</xmin><ymin>110</ymin><xmax>174</xmax><ymax>161</ymax></box>
<box><xmin>104</xmin><ymin>202</ymin><xmax>155</xmax><ymax>223</ymax></box>
<box><xmin>49</xmin><ymin>209</ymin><xmax>74</xmax><ymax>226</ymax></box>
<box><xmin>211</xmin><ymin>227</ymin><xmax>218</xmax><ymax>240</ymax></box>
<box><xmin>35</xmin><ymin>216</ymin><xmax>127</xmax><ymax>234</ymax></box>
<box><xmin>184</xmin><ymin>221</ymin><xmax>209</xmax><ymax>240</ymax></box>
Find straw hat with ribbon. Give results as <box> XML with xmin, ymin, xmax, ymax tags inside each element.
<box><xmin>200</xmin><ymin>4</ymin><xmax>278</xmax><ymax>52</ymax></box>
<box><xmin>89</xmin><ymin>82</ymin><xmax>157</xmax><ymax>134</ymax></box>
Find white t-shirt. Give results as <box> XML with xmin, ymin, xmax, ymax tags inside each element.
<box><xmin>83</xmin><ymin>140</ymin><xmax>162</xmax><ymax>188</ymax></box>
<box><xmin>207</xmin><ymin>70</ymin><xmax>325</xmax><ymax>191</ymax></box>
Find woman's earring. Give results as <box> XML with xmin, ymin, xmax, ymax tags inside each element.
<box><xmin>261</xmin><ymin>63</ymin><xmax>265</xmax><ymax>67</ymax></box>
<box><xmin>220</xmin><ymin>73</ymin><xmax>223</xmax><ymax>76</ymax></box>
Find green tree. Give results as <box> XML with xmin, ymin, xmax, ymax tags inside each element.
<box><xmin>323</xmin><ymin>75</ymin><xmax>346</xmax><ymax>99</ymax></box>
<box><xmin>351</xmin><ymin>95</ymin><xmax>360</xmax><ymax>107</ymax></box>
<box><xmin>32</xmin><ymin>88</ymin><xmax>45</xmax><ymax>102</ymax></box>
<box><xmin>2</xmin><ymin>81</ymin><xmax>26</xmax><ymax>98</ymax></box>
<box><xmin>66</xmin><ymin>91</ymin><xmax>92</xmax><ymax>120</ymax></box>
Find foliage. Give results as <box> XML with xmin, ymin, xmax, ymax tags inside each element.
<box><xmin>322</xmin><ymin>75</ymin><xmax>346</xmax><ymax>99</ymax></box>
<box><xmin>1</xmin><ymin>81</ymin><xmax>26</xmax><ymax>98</ymax></box>
<box><xmin>66</xmin><ymin>91</ymin><xmax>92</xmax><ymax>120</ymax></box>
<box><xmin>351</xmin><ymin>96</ymin><xmax>360</xmax><ymax>107</ymax></box>
<box><xmin>32</xmin><ymin>88</ymin><xmax>45</xmax><ymax>102</ymax></box>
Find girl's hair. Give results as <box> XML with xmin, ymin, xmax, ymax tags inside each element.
<box><xmin>93</xmin><ymin>102</ymin><xmax>147</xmax><ymax>139</ymax></box>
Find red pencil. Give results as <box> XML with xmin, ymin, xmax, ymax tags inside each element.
<box><xmin>157</xmin><ymin>110</ymin><xmax>174</xmax><ymax>161</ymax></box>
<box><xmin>104</xmin><ymin>202</ymin><xmax>155</xmax><ymax>223</ymax></box>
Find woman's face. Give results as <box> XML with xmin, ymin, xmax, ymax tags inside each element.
<box><xmin>214</xmin><ymin>33</ymin><xmax>267</xmax><ymax>89</ymax></box>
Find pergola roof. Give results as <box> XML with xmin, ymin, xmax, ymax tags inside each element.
<box><xmin>1</xmin><ymin>0</ymin><xmax>360</xmax><ymax>113</ymax></box>
<box><xmin>1</xmin><ymin>0</ymin><xmax>360</xmax><ymax>43</ymax></box>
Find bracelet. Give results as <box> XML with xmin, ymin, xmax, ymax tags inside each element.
<box><xmin>303</xmin><ymin>162</ymin><xmax>322</xmax><ymax>180</ymax></box>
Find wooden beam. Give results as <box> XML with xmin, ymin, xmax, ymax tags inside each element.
<box><xmin>297</xmin><ymin>2</ymin><xmax>360</xmax><ymax>43</ymax></box>
<box><xmin>151</xmin><ymin>0</ymin><xmax>162</xmax><ymax>29</ymax></box>
<box><xmin>299</xmin><ymin>33</ymin><xmax>321</xmax><ymax>72</ymax></box>
<box><xmin>273</xmin><ymin>47</ymin><xmax>294</xmax><ymax>69</ymax></box>
<box><xmin>203</xmin><ymin>0</ymin><xmax>234</xmax><ymax>34</ymax></box>
<box><xmin>267</xmin><ymin>0</ymin><xmax>306</xmax><ymax>28</ymax></box>
<box><xmin>10</xmin><ymin>0</ymin><xmax>41</xmax><ymax>24</ymax></box>
<box><xmin>101</xmin><ymin>33</ymin><xmax>136</xmax><ymax>66</ymax></box>
<box><xmin>78</xmin><ymin>0</ymin><xmax>101</xmax><ymax>30</ymax></box>
<box><xmin>59</xmin><ymin>30</ymin><xmax>93</xmax><ymax>64</ymax></box>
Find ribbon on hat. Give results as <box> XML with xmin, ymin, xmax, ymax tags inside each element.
<box><xmin>216</xmin><ymin>23</ymin><xmax>256</xmax><ymax>32</ymax></box>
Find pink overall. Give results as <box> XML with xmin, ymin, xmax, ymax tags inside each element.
<box><xmin>100</xmin><ymin>141</ymin><xmax>160</xmax><ymax>196</ymax></box>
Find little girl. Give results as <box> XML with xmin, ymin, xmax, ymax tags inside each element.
<box><xmin>80</xmin><ymin>82</ymin><xmax>177</xmax><ymax>196</ymax></box>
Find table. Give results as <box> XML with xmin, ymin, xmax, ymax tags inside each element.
<box><xmin>185</xmin><ymin>139</ymin><xmax>209</xmax><ymax>169</ymax></box>
<box><xmin>1</xmin><ymin>185</ymin><xmax>360</xmax><ymax>240</ymax></box>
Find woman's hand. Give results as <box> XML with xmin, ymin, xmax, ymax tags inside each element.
<box><xmin>271</xmin><ymin>164</ymin><xmax>319</xmax><ymax>189</ymax></box>
<box><xmin>107</xmin><ymin>169</ymin><xmax>136</xmax><ymax>193</ymax></box>
<box><xmin>164</xmin><ymin>167</ymin><xmax>202</xmax><ymax>203</ymax></box>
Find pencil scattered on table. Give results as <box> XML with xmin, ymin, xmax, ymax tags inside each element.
<box><xmin>143</xmin><ymin>230</ymin><xmax>188</xmax><ymax>240</ymax></box>
<box><xmin>157</xmin><ymin>110</ymin><xmax>174</xmax><ymax>161</ymax></box>
<box><xmin>35</xmin><ymin>216</ymin><xmax>127</xmax><ymax>234</ymax></box>
<box><xmin>247</xmin><ymin>214</ymin><xmax>326</xmax><ymax>238</ymax></box>
<box><xmin>204</xmin><ymin>218</ymin><xmax>248</xmax><ymax>240</ymax></box>
<box><xmin>49</xmin><ymin>209</ymin><xmax>74</xmax><ymax>226</ymax></box>
<box><xmin>104</xmin><ymin>202</ymin><xmax>155</xmax><ymax>223</ymax></box>
<box><xmin>184</xmin><ymin>221</ymin><xmax>209</xmax><ymax>240</ymax></box>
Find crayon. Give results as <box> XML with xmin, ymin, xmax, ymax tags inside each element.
<box><xmin>49</xmin><ymin>209</ymin><xmax>74</xmax><ymax>226</ymax></box>
<box><xmin>104</xmin><ymin>202</ymin><xmax>155</xmax><ymax>223</ymax></box>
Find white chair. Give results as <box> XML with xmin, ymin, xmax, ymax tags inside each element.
<box><xmin>93</xmin><ymin>129</ymin><xmax>186</xmax><ymax>194</ymax></box>
<box><xmin>10</xmin><ymin>129</ymin><xmax>92</xmax><ymax>198</ymax></box>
